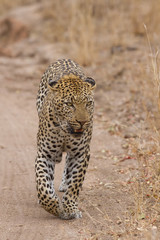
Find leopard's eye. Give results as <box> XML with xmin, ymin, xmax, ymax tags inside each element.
<box><xmin>86</xmin><ymin>101</ymin><xmax>92</xmax><ymax>107</ymax></box>
<box><xmin>64</xmin><ymin>102</ymin><xmax>74</xmax><ymax>107</ymax></box>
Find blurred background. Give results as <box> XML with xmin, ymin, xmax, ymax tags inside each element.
<box><xmin>0</xmin><ymin>1</ymin><xmax>160</xmax><ymax>239</ymax></box>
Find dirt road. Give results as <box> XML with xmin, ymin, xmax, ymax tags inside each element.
<box><xmin>0</xmin><ymin>24</ymin><xmax>137</xmax><ymax>240</ymax></box>
<box><xmin>0</xmin><ymin>52</ymin><xmax>135</xmax><ymax>240</ymax></box>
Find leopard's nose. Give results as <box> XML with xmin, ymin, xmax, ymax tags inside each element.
<box><xmin>77</xmin><ymin>120</ymin><xmax>87</xmax><ymax>127</ymax></box>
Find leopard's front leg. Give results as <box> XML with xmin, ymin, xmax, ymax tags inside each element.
<box><xmin>60</xmin><ymin>146</ymin><xmax>90</xmax><ymax>219</ymax></box>
<box><xmin>35</xmin><ymin>153</ymin><xmax>62</xmax><ymax>216</ymax></box>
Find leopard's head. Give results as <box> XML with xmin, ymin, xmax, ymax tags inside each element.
<box><xmin>48</xmin><ymin>74</ymin><xmax>96</xmax><ymax>136</ymax></box>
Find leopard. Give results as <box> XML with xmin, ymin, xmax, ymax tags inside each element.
<box><xmin>35</xmin><ymin>59</ymin><xmax>96</xmax><ymax>220</ymax></box>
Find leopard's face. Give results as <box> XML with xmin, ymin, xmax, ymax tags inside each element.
<box><xmin>53</xmin><ymin>94</ymin><xmax>94</xmax><ymax>135</ymax></box>
<box><xmin>48</xmin><ymin>75</ymin><xmax>95</xmax><ymax>136</ymax></box>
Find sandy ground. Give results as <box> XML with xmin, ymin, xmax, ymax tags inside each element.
<box><xmin>0</xmin><ymin>60</ymin><xmax>133</xmax><ymax>240</ymax></box>
<box><xmin>0</xmin><ymin>2</ymin><xmax>159</xmax><ymax>240</ymax></box>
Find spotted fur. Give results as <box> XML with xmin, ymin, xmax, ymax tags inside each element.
<box><xmin>35</xmin><ymin>59</ymin><xmax>96</xmax><ymax>219</ymax></box>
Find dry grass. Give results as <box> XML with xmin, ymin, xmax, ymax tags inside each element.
<box><xmin>68</xmin><ymin>0</ymin><xmax>96</xmax><ymax>66</ymax></box>
<box><xmin>42</xmin><ymin>0</ymin><xmax>97</xmax><ymax>66</ymax></box>
<box><xmin>42</xmin><ymin>0</ymin><xmax>106</xmax><ymax>66</ymax></box>
<box><xmin>40</xmin><ymin>0</ymin><xmax>160</xmax><ymax>66</ymax></box>
<box><xmin>131</xmin><ymin>0</ymin><xmax>160</xmax><ymax>38</ymax></box>
<box><xmin>0</xmin><ymin>0</ymin><xmax>34</xmax><ymax>14</ymax></box>
<box><xmin>121</xmin><ymin>27</ymin><xmax>160</xmax><ymax>239</ymax></box>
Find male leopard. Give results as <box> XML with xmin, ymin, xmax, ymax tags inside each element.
<box><xmin>35</xmin><ymin>59</ymin><xmax>96</xmax><ymax>219</ymax></box>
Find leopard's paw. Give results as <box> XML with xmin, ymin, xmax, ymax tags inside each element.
<box><xmin>59</xmin><ymin>209</ymin><xmax>82</xmax><ymax>220</ymax></box>
<box><xmin>59</xmin><ymin>183</ymin><xmax>67</xmax><ymax>192</ymax></box>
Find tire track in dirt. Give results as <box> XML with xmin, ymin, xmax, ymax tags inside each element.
<box><xmin>0</xmin><ymin>90</ymin><xmax>34</xmax><ymax>191</ymax></box>
<box><xmin>0</xmin><ymin>86</ymin><xmax>38</xmax><ymax>240</ymax></box>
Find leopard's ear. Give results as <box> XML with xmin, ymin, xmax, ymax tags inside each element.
<box><xmin>84</xmin><ymin>77</ymin><xmax>96</xmax><ymax>90</ymax></box>
<box><xmin>48</xmin><ymin>78</ymin><xmax>58</xmax><ymax>90</ymax></box>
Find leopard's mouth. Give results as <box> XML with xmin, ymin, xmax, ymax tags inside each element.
<box><xmin>68</xmin><ymin>126</ymin><xmax>84</xmax><ymax>136</ymax></box>
<box><xmin>72</xmin><ymin>129</ymin><xmax>84</xmax><ymax>135</ymax></box>
<box><xmin>74</xmin><ymin>128</ymin><xmax>83</xmax><ymax>133</ymax></box>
